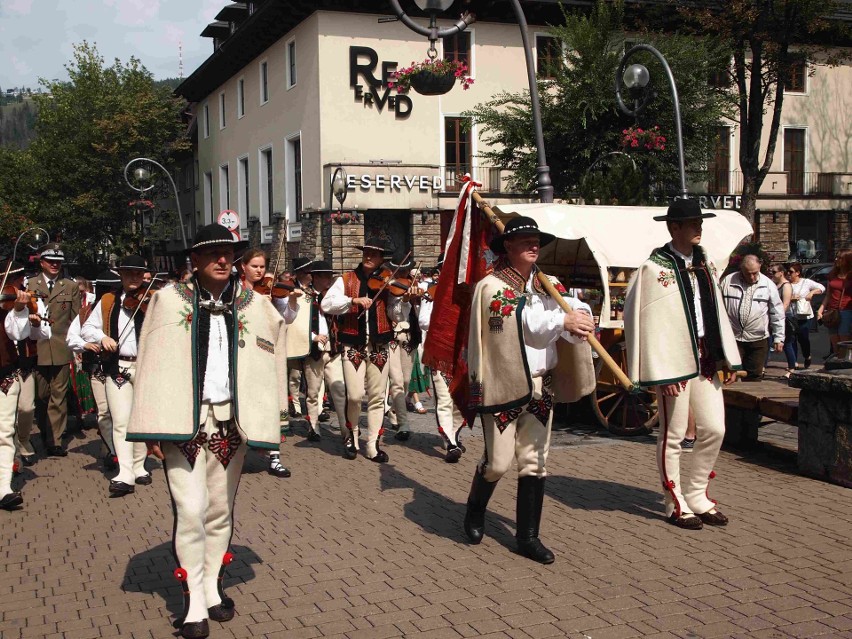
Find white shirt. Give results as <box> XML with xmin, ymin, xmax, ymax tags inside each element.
<box><xmin>81</xmin><ymin>292</ymin><xmax>139</xmax><ymax>358</ymax></box>
<box><xmin>668</xmin><ymin>243</ymin><xmax>705</xmax><ymax>338</ymax></box>
<box><xmin>202</xmin><ymin>298</ymin><xmax>231</xmax><ymax>404</ymax></box>
<box><xmin>66</xmin><ymin>315</ymin><xmax>87</xmax><ymax>353</ymax></box>
<box><xmin>321</xmin><ymin>275</ymin><xmax>411</xmax><ymax>335</ymax></box>
<box><xmin>5</xmin><ymin>302</ymin><xmax>51</xmax><ymax>342</ymax></box>
<box><xmin>788</xmin><ymin>278</ymin><xmax>825</xmax><ymax>318</ymax></box>
<box><xmin>521</xmin><ymin>271</ymin><xmax>591</xmax><ymax>378</ymax></box>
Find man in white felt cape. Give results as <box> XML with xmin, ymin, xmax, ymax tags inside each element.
<box><xmin>624</xmin><ymin>198</ymin><xmax>742</xmax><ymax>530</ymax></box>
<box><xmin>464</xmin><ymin>216</ymin><xmax>596</xmax><ymax>564</ymax></box>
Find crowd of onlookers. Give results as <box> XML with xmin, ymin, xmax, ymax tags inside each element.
<box><xmin>721</xmin><ymin>248</ymin><xmax>852</xmax><ymax>381</ymax></box>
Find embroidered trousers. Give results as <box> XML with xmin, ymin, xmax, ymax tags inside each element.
<box><xmin>163</xmin><ymin>406</ymin><xmax>246</xmax><ymax>624</ymax></box>
<box><xmin>341</xmin><ymin>342</ymin><xmax>391</xmax><ymax>458</ymax></box>
<box><xmin>33</xmin><ymin>363</ymin><xmax>70</xmax><ymax>446</ymax></box>
<box><xmin>387</xmin><ymin>339</ymin><xmax>414</xmax><ymax>432</ymax></box>
<box><xmin>657</xmin><ymin>375</ymin><xmax>726</xmax><ymax>518</ymax></box>
<box><xmin>13</xmin><ymin>372</ymin><xmax>36</xmax><ymax>458</ymax></box>
<box><xmin>479</xmin><ymin>376</ymin><xmax>552</xmax><ymax>482</ymax></box>
<box><xmin>105</xmin><ymin>361</ymin><xmax>148</xmax><ymax>485</ymax></box>
<box><xmin>288</xmin><ymin>363</ymin><xmax>304</xmax><ymax>414</ymax></box>
<box><xmin>90</xmin><ymin>375</ymin><xmax>115</xmax><ymax>457</ymax></box>
<box><xmin>0</xmin><ymin>376</ymin><xmax>20</xmax><ymax>497</ymax></box>
<box><xmin>432</xmin><ymin>370</ymin><xmax>463</xmax><ymax>448</ymax></box>
<box><xmin>304</xmin><ymin>352</ymin><xmax>347</xmax><ymax>435</ymax></box>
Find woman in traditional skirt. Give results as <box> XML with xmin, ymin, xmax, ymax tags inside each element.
<box><xmin>407</xmin><ymin>347</ymin><xmax>430</xmax><ymax>413</ymax></box>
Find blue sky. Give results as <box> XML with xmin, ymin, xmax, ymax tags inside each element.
<box><xmin>0</xmin><ymin>0</ymin><xmax>222</xmax><ymax>89</ymax></box>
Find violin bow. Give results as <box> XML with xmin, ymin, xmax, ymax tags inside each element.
<box><xmin>269</xmin><ymin>215</ymin><xmax>290</xmax><ymax>298</ymax></box>
<box><xmin>357</xmin><ymin>249</ymin><xmax>412</xmax><ymax>319</ymax></box>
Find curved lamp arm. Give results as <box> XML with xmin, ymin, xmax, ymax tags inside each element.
<box><xmin>388</xmin><ymin>0</ymin><xmax>474</xmax><ymax>40</ymax></box>
<box><xmin>0</xmin><ymin>226</ymin><xmax>50</xmax><ymax>291</ymax></box>
<box><xmin>615</xmin><ymin>44</ymin><xmax>688</xmax><ymax>200</ymax></box>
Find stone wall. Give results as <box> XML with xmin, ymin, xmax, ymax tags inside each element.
<box><xmin>756</xmin><ymin>211</ymin><xmax>790</xmax><ymax>265</ymax></box>
<box><xmin>789</xmin><ymin>369</ymin><xmax>852</xmax><ymax>488</ymax></box>
<box><xmin>833</xmin><ymin>210</ymin><xmax>850</xmax><ymax>257</ymax></box>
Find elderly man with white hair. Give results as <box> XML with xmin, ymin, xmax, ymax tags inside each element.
<box><xmin>720</xmin><ymin>254</ymin><xmax>785</xmax><ymax>381</ymax></box>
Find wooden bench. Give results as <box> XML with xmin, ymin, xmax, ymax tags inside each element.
<box><xmin>723</xmin><ymin>379</ymin><xmax>800</xmax><ymax>448</ymax></box>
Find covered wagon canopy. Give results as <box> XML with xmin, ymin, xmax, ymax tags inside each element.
<box><xmin>491</xmin><ymin>203</ymin><xmax>754</xmax><ymax>287</ymax></box>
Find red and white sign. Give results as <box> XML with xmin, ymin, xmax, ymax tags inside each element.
<box><xmin>217</xmin><ymin>210</ymin><xmax>240</xmax><ymax>240</ymax></box>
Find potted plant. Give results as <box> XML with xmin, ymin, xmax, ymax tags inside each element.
<box><xmin>621</xmin><ymin>125</ymin><xmax>666</xmax><ymax>152</ymax></box>
<box><xmin>389</xmin><ymin>58</ymin><xmax>474</xmax><ymax>96</ymax></box>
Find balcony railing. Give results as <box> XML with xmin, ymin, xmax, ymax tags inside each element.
<box><xmin>687</xmin><ymin>170</ymin><xmax>852</xmax><ymax>197</ymax></box>
<box><xmin>442</xmin><ymin>166</ymin><xmax>519</xmax><ymax>194</ymax></box>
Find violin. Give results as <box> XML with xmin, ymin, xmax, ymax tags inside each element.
<box><xmin>423</xmin><ymin>282</ymin><xmax>439</xmax><ymax>302</ymax></box>
<box><xmin>253</xmin><ymin>274</ymin><xmax>296</xmax><ymax>299</ymax></box>
<box><xmin>367</xmin><ymin>269</ymin><xmax>414</xmax><ymax>298</ymax></box>
<box><xmin>122</xmin><ymin>281</ymin><xmax>163</xmax><ymax>314</ymax></box>
<box><xmin>0</xmin><ymin>285</ymin><xmax>46</xmax><ymax>315</ymax></box>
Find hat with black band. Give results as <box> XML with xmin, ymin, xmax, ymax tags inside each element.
<box><xmin>489</xmin><ymin>216</ymin><xmax>556</xmax><ymax>255</ymax></box>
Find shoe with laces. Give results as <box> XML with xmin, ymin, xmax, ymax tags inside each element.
<box><xmin>681</xmin><ymin>438</ymin><xmax>695</xmax><ymax>452</ymax></box>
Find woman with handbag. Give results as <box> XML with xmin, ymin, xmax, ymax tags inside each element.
<box><xmin>817</xmin><ymin>249</ymin><xmax>852</xmax><ymax>354</ymax></box>
<box><xmin>785</xmin><ymin>262</ymin><xmax>824</xmax><ymax>372</ymax></box>
<box><xmin>769</xmin><ymin>265</ymin><xmax>795</xmax><ymax>377</ymax></box>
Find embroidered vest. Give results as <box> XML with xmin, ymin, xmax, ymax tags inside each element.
<box><xmin>337</xmin><ymin>268</ymin><xmax>394</xmax><ymax>346</ymax></box>
<box><xmin>0</xmin><ymin>309</ymin><xmax>19</xmax><ymax>374</ymax></box>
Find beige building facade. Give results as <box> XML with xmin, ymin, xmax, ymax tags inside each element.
<box><xmin>177</xmin><ymin>2</ymin><xmax>850</xmax><ymax>273</ymax></box>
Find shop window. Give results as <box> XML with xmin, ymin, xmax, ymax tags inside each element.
<box><xmin>365</xmin><ymin>210</ymin><xmax>410</xmax><ymax>259</ymax></box>
<box><xmin>789</xmin><ymin>211</ymin><xmax>830</xmax><ymax>263</ymax></box>
<box><xmin>708</xmin><ymin>126</ymin><xmax>731</xmax><ymax>193</ymax></box>
<box><xmin>536</xmin><ymin>35</ymin><xmax>561</xmax><ymax>79</ymax></box>
<box><xmin>443</xmin><ymin>31</ymin><xmax>470</xmax><ymax>67</ymax></box>
<box><xmin>783</xmin><ymin>128</ymin><xmax>806</xmax><ymax>195</ymax></box>
<box><xmin>444</xmin><ymin>116</ymin><xmax>472</xmax><ymax>190</ymax></box>
<box><xmin>785</xmin><ymin>56</ymin><xmax>807</xmax><ymax>93</ymax></box>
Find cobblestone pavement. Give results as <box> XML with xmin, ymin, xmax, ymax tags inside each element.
<box><xmin>2</xmin><ymin>393</ymin><xmax>852</xmax><ymax>639</ymax></box>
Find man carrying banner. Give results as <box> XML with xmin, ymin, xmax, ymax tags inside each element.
<box><xmin>463</xmin><ymin>215</ymin><xmax>596</xmax><ymax>564</ymax></box>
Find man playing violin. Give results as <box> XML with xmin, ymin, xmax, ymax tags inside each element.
<box><xmin>239</xmin><ymin>247</ymin><xmax>299</xmax><ymax>478</ymax></box>
<box><xmin>126</xmin><ymin>224</ymin><xmax>290</xmax><ymax>638</ymax></box>
<box><xmin>27</xmin><ymin>242</ymin><xmax>81</xmax><ymax>458</ymax></box>
<box><xmin>286</xmin><ymin>256</ymin><xmax>315</xmax><ymax>420</ymax></box>
<box><xmin>81</xmin><ymin>255</ymin><xmax>153</xmax><ymax>497</ymax></box>
<box><xmin>385</xmin><ymin>254</ymin><xmax>421</xmax><ymax>442</ymax></box>
<box><xmin>321</xmin><ymin>237</ymin><xmax>411</xmax><ymax>463</ymax></box>
<box><xmin>2</xmin><ymin>261</ymin><xmax>51</xmax><ymax>509</ymax></box>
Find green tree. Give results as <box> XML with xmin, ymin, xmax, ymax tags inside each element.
<box><xmin>464</xmin><ymin>0</ymin><xmax>733</xmax><ymax>204</ymax></box>
<box><xmin>25</xmin><ymin>42</ymin><xmax>188</xmax><ymax>263</ymax></box>
<box><xmin>676</xmin><ymin>0</ymin><xmax>851</xmax><ymax>224</ymax></box>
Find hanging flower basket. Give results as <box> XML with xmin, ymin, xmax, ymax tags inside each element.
<box><xmin>389</xmin><ymin>59</ymin><xmax>474</xmax><ymax>96</ymax></box>
<box><xmin>621</xmin><ymin>125</ymin><xmax>666</xmax><ymax>152</ymax></box>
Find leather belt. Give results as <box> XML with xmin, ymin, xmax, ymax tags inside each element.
<box><xmin>118</xmin><ymin>356</ymin><xmax>137</xmax><ymax>363</ymax></box>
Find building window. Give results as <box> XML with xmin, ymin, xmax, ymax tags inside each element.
<box><xmin>237</xmin><ymin>77</ymin><xmax>245</xmax><ymax>118</ymax></box>
<box><xmin>784</xmin><ymin>128</ymin><xmax>806</xmax><ymax>195</ymax></box>
<box><xmin>286</xmin><ymin>136</ymin><xmax>302</xmax><ymax>220</ymax></box>
<box><xmin>203</xmin><ymin>103</ymin><xmax>210</xmax><ymax>138</ymax></box>
<box><xmin>708</xmin><ymin>126</ymin><xmax>731</xmax><ymax>193</ymax></box>
<box><xmin>219</xmin><ymin>164</ymin><xmax>230</xmax><ymax>211</ymax></box>
<box><xmin>238</xmin><ymin>156</ymin><xmax>250</xmax><ymax>222</ymax></box>
<box><xmin>445</xmin><ymin>117</ymin><xmax>472</xmax><ymax>190</ymax></box>
<box><xmin>536</xmin><ymin>35</ymin><xmax>561</xmax><ymax>80</ymax></box>
<box><xmin>789</xmin><ymin>211</ymin><xmax>830</xmax><ymax>262</ymax></box>
<box><xmin>219</xmin><ymin>92</ymin><xmax>226</xmax><ymax>129</ymax></box>
<box><xmin>785</xmin><ymin>56</ymin><xmax>807</xmax><ymax>93</ymax></box>
<box><xmin>259</xmin><ymin>146</ymin><xmax>273</xmax><ymax>225</ymax></box>
<box><xmin>708</xmin><ymin>62</ymin><xmax>731</xmax><ymax>89</ymax></box>
<box><xmin>203</xmin><ymin>171</ymin><xmax>213</xmax><ymax>224</ymax></box>
<box><xmin>287</xmin><ymin>40</ymin><xmax>297</xmax><ymax>88</ymax></box>
<box><xmin>260</xmin><ymin>60</ymin><xmax>269</xmax><ymax>104</ymax></box>
<box><xmin>443</xmin><ymin>31</ymin><xmax>470</xmax><ymax>67</ymax></box>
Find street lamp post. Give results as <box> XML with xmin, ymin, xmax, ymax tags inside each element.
<box><xmin>615</xmin><ymin>44</ymin><xmax>688</xmax><ymax>200</ymax></box>
<box><xmin>0</xmin><ymin>226</ymin><xmax>49</xmax><ymax>291</ymax></box>
<box><xmin>326</xmin><ymin>166</ymin><xmax>350</xmax><ymax>265</ymax></box>
<box><xmin>388</xmin><ymin>0</ymin><xmax>554</xmax><ymax>203</ymax></box>
<box><xmin>124</xmin><ymin>157</ymin><xmax>192</xmax><ymax>274</ymax></box>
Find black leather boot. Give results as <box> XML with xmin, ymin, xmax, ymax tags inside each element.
<box><xmin>463</xmin><ymin>468</ymin><xmax>497</xmax><ymax>544</ymax></box>
<box><xmin>516</xmin><ymin>476</ymin><xmax>555</xmax><ymax>564</ymax></box>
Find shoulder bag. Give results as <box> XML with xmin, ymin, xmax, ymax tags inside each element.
<box><xmin>822</xmin><ymin>279</ymin><xmax>847</xmax><ymax>329</ymax></box>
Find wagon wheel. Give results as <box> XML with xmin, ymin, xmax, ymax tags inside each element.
<box><xmin>592</xmin><ymin>340</ymin><xmax>657</xmax><ymax>436</ymax></box>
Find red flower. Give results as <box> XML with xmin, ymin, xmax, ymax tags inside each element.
<box><xmin>223</xmin><ymin>552</ymin><xmax>234</xmax><ymax>566</ymax></box>
<box><xmin>174</xmin><ymin>568</ymin><xmax>188</xmax><ymax>581</ymax></box>
<box><xmin>667</xmin><ymin>480</ymin><xmax>676</xmax><ymax>489</ymax></box>
<box><xmin>185</xmin><ymin>312</ymin><xmax>193</xmax><ymax>324</ymax></box>
<box><xmin>501</xmin><ymin>305</ymin><xmax>513</xmax><ymax>316</ymax></box>
<box><xmin>504</xmin><ymin>289</ymin><xmax>516</xmax><ymax>300</ymax></box>
<box><xmin>489</xmin><ymin>300</ymin><xmax>502</xmax><ymax>312</ymax></box>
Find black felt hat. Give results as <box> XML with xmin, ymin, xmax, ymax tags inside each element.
<box><xmin>389</xmin><ymin>253</ymin><xmax>414</xmax><ymax>270</ymax></box>
<box><xmin>94</xmin><ymin>270</ymin><xmax>121</xmax><ymax>287</ymax></box>
<box><xmin>489</xmin><ymin>216</ymin><xmax>556</xmax><ymax>254</ymax></box>
<box><xmin>354</xmin><ymin>236</ymin><xmax>392</xmax><ymax>255</ymax></box>
<box><xmin>292</xmin><ymin>257</ymin><xmax>315</xmax><ymax>273</ymax></box>
<box><xmin>116</xmin><ymin>255</ymin><xmax>147</xmax><ymax>271</ymax></box>
<box><xmin>309</xmin><ymin>260</ymin><xmax>334</xmax><ymax>274</ymax></box>
<box><xmin>188</xmin><ymin>224</ymin><xmax>249</xmax><ymax>254</ymax></box>
<box><xmin>653</xmin><ymin>198</ymin><xmax>716</xmax><ymax>222</ymax></box>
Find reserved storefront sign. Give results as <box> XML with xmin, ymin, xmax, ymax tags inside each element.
<box><xmin>698</xmin><ymin>194</ymin><xmax>742</xmax><ymax>210</ymax></box>
<box><xmin>347</xmin><ymin>173</ymin><xmax>444</xmax><ymax>192</ymax></box>
<box><xmin>350</xmin><ymin>46</ymin><xmax>413</xmax><ymax>119</ymax></box>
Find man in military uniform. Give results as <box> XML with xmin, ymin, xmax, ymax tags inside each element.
<box><xmin>28</xmin><ymin>243</ymin><xmax>81</xmax><ymax>456</ymax></box>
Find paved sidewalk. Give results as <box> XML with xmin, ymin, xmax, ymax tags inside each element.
<box><xmin>2</xmin><ymin>398</ymin><xmax>852</xmax><ymax>639</ymax></box>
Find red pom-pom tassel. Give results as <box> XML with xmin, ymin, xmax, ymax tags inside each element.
<box><xmin>174</xmin><ymin>568</ymin><xmax>188</xmax><ymax>581</ymax></box>
<box><xmin>709</xmin><ymin>471</ymin><xmax>716</xmax><ymax>479</ymax></box>
<box><xmin>222</xmin><ymin>552</ymin><xmax>234</xmax><ymax>566</ymax></box>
